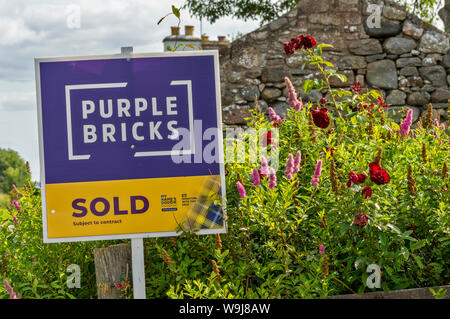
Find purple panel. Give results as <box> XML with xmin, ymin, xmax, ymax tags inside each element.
<box><xmin>38</xmin><ymin>55</ymin><xmax>221</xmax><ymax>184</ymax></box>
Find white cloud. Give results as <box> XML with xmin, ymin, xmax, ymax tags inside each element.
<box><xmin>0</xmin><ymin>17</ymin><xmax>45</xmax><ymax>46</ymax></box>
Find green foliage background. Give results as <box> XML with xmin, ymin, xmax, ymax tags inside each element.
<box><xmin>0</xmin><ymin>148</ymin><xmax>28</xmax><ymax>194</ymax></box>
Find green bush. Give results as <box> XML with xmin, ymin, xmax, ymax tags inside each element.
<box><xmin>1</xmin><ymin>37</ymin><xmax>448</xmax><ymax>299</ymax></box>
<box><xmin>0</xmin><ymin>148</ymin><xmax>28</xmax><ymax>194</ymax></box>
<box><xmin>0</xmin><ymin>180</ymin><xmax>121</xmax><ymax>299</ymax></box>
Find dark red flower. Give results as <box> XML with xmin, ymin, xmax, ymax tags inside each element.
<box><xmin>353</xmin><ymin>213</ymin><xmax>369</xmax><ymax>227</ymax></box>
<box><xmin>347</xmin><ymin>171</ymin><xmax>366</xmax><ymax>187</ymax></box>
<box><xmin>284</xmin><ymin>42</ymin><xmax>294</xmax><ymax>55</ymax></box>
<box><xmin>320</xmin><ymin>97</ymin><xmax>327</xmax><ymax>105</ymax></box>
<box><xmin>301</xmin><ymin>35</ymin><xmax>317</xmax><ymax>49</ymax></box>
<box><xmin>291</xmin><ymin>36</ymin><xmax>302</xmax><ymax>50</ymax></box>
<box><xmin>361</xmin><ymin>186</ymin><xmax>373</xmax><ymax>199</ymax></box>
<box><xmin>369</xmin><ymin>162</ymin><xmax>390</xmax><ymax>185</ymax></box>
<box><xmin>310</xmin><ymin>108</ymin><xmax>330</xmax><ymax>129</ymax></box>
<box><xmin>352</xmin><ymin>82</ymin><xmax>362</xmax><ymax>92</ymax></box>
<box><xmin>262</xmin><ymin>131</ymin><xmax>273</xmax><ymax>146</ymax></box>
<box><xmin>357</xmin><ymin>173</ymin><xmax>366</xmax><ymax>183</ymax></box>
<box><xmin>377</xmin><ymin>97</ymin><xmax>388</xmax><ymax>108</ymax></box>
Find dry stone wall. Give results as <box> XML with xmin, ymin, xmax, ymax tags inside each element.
<box><xmin>218</xmin><ymin>0</ymin><xmax>450</xmax><ymax>125</ymax></box>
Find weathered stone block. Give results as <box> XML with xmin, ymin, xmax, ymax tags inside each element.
<box><xmin>261</xmin><ymin>66</ymin><xmax>286</xmax><ymax>83</ymax></box>
<box><xmin>431</xmin><ymin>88</ymin><xmax>450</xmax><ymax>103</ymax></box>
<box><xmin>365</xmin><ymin>53</ymin><xmax>387</xmax><ymax>63</ymax></box>
<box><xmin>386</xmin><ymin>90</ymin><xmax>407</xmax><ymax>105</ymax></box>
<box><xmin>222</xmin><ymin>104</ymin><xmax>252</xmax><ymax>125</ymax></box>
<box><xmin>298</xmin><ymin>0</ymin><xmax>329</xmax><ymax>13</ymax></box>
<box><xmin>366</xmin><ymin>59</ymin><xmax>398</xmax><ymax>89</ymax></box>
<box><xmin>268</xmin><ymin>17</ymin><xmax>288</xmax><ymax>31</ymax></box>
<box><xmin>419</xmin><ymin>66</ymin><xmax>447</xmax><ymax>86</ymax></box>
<box><xmin>399</xmin><ymin>67</ymin><xmax>419</xmax><ymax>77</ymax></box>
<box><xmin>363</xmin><ymin>18</ymin><xmax>402</xmax><ymax>38</ymax></box>
<box><xmin>348</xmin><ymin>38</ymin><xmax>383</xmax><ymax>55</ymax></box>
<box><xmin>240</xmin><ymin>85</ymin><xmax>260</xmax><ymax>102</ymax></box>
<box><xmin>407</xmin><ymin>92</ymin><xmax>429</xmax><ymax>106</ymax></box>
<box><xmin>418</xmin><ymin>31</ymin><xmax>450</xmax><ymax>54</ymax></box>
<box><xmin>337</xmin><ymin>55</ymin><xmax>367</xmax><ymax>70</ymax></box>
<box><xmin>383</xmin><ymin>37</ymin><xmax>417</xmax><ymax>55</ymax></box>
<box><xmin>402</xmin><ymin>20</ymin><xmax>424</xmax><ymax>40</ymax></box>
<box><xmin>396</xmin><ymin>57</ymin><xmax>422</xmax><ymax>68</ymax></box>
<box><xmin>383</xmin><ymin>6</ymin><xmax>407</xmax><ymax>21</ymax></box>
<box><xmin>262</xmin><ymin>87</ymin><xmax>282</xmax><ymax>102</ymax></box>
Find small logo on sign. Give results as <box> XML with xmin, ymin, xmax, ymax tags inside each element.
<box><xmin>161</xmin><ymin>195</ymin><xmax>177</xmax><ymax>211</ymax></box>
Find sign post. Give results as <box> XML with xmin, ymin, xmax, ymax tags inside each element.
<box><xmin>35</xmin><ymin>46</ymin><xmax>226</xmax><ymax>299</ymax></box>
<box><xmin>120</xmin><ymin>46</ymin><xmax>146</xmax><ymax>299</ymax></box>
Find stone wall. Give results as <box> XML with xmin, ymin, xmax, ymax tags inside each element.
<box><xmin>218</xmin><ymin>0</ymin><xmax>450</xmax><ymax>125</ymax></box>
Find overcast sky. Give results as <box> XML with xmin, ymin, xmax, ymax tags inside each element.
<box><xmin>0</xmin><ymin>0</ymin><xmax>260</xmax><ymax>182</ymax></box>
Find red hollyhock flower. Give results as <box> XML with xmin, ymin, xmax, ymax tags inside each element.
<box><xmin>301</xmin><ymin>35</ymin><xmax>317</xmax><ymax>49</ymax></box>
<box><xmin>369</xmin><ymin>162</ymin><xmax>391</xmax><ymax>185</ymax></box>
<box><xmin>310</xmin><ymin>108</ymin><xmax>330</xmax><ymax>129</ymax></box>
<box><xmin>353</xmin><ymin>213</ymin><xmax>369</xmax><ymax>227</ymax></box>
<box><xmin>320</xmin><ymin>97</ymin><xmax>327</xmax><ymax>105</ymax></box>
<box><xmin>361</xmin><ymin>186</ymin><xmax>373</xmax><ymax>199</ymax></box>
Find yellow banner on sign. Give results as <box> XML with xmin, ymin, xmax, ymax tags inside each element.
<box><xmin>45</xmin><ymin>175</ymin><xmax>223</xmax><ymax>238</ymax></box>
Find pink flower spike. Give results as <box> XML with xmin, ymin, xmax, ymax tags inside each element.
<box><xmin>293</xmin><ymin>151</ymin><xmax>301</xmax><ymax>173</ymax></box>
<box><xmin>3</xmin><ymin>279</ymin><xmax>21</xmax><ymax>299</ymax></box>
<box><xmin>236</xmin><ymin>181</ymin><xmax>246</xmax><ymax>198</ymax></box>
<box><xmin>400</xmin><ymin>108</ymin><xmax>413</xmax><ymax>137</ymax></box>
<box><xmin>268</xmin><ymin>107</ymin><xmax>282</xmax><ymax>126</ymax></box>
<box><xmin>285</xmin><ymin>76</ymin><xmax>303</xmax><ymax>110</ymax></box>
<box><xmin>284</xmin><ymin>153</ymin><xmax>295</xmax><ymax>179</ymax></box>
<box><xmin>319</xmin><ymin>244</ymin><xmax>325</xmax><ymax>255</ymax></box>
<box><xmin>268</xmin><ymin>168</ymin><xmax>277</xmax><ymax>189</ymax></box>
<box><xmin>251</xmin><ymin>168</ymin><xmax>261</xmax><ymax>186</ymax></box>
<box><xmin>13</xmin><ymin>200</ymin><xmax>20</xmax><ymax>212</ymax></box>
<box><xmin>260</xmin><ymin>156</ymin><xmax>269</xmax><ymax>176</ymax></box>
<box><xmin>311</xmin><ymin>160</ymin><xmax>322</xmax><ymax>187</ymax></box>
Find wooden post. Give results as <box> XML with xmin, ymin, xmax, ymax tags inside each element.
<box><xmin>94</xmin><ymin>243</ymin><xmax>131</xmax><ymax>299</ymax></box>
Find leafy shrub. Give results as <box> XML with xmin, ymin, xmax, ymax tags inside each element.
<box><xmin>1</xmin><ymin>36</ymin><xmax>448</xmax><ymax>299</ymax></box>
<box><xmin>0</xmin><ymin>179</ymin><xmax>121</xmax><ymax>299</ymax></box>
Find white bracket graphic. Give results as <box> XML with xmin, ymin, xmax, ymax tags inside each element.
<box><xmin>65</xmin><ymin>80</ymin><xmax>194</xmax><ymax>160</ymax></box>
<box><xmin>65</xmin><ymin>82</ymin><xmax>128</xmax><ymax>160</ymax></box>
<box><xmin>133</xmin><ymin>80</ymin><xmax>195</xmax><ymax>158</ymax></box>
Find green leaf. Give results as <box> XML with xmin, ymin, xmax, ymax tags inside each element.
<box><xmin>413</xmin><ymin>255</ymin><xmax>424</xmax><ymax>269</ymax></box>
<box><xmin>317</xmin><ymin>44</ymin><xmax>334</xmax><ymax>49</ymax></box>
<box><xmin>313</xmin><ymin>79</ymin><xmax>323</xmax><ymax>91</ymax></box>
<box><xmin>302</xmin><ymin>80</ymin><xmax>314</xmax><ymax>94</ymax></box>
<box><xmin>171</xmin><ymin>5</ymin><xmax>181</xmax><ymax>19</ymax></box>
<box><xmin>387</xmin><ymin>223</ymin><xmax>401</xmax><ymax>234</ymax></box>
<box><xmin>333</xmin><ymin>73</ymin><xmax>347</xmax><ymax>83</ymax></box>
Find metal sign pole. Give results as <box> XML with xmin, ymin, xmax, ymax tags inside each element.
<box><xmin>131</xmin><ymin>238</ymin><xmax>146</xmax><ymax>299</ymax></box>
<box><xmin>120</xmin><ymin>46</ymin><xmax>146</xmax><ymax>299</ymax></box>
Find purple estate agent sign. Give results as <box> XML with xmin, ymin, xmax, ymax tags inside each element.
<box><xmin>35</xmin><ymin>50</ymin><xmax>226</xmax><ymax>242</ymax></box>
